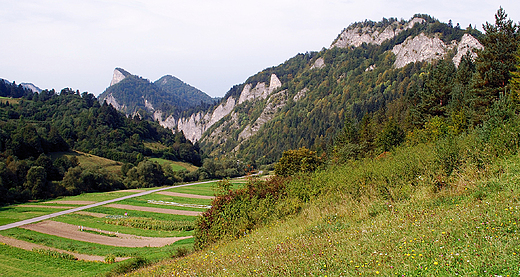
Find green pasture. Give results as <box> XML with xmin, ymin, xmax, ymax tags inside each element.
<box><xmin>0</xmin><ymin>96</ymin><xmax>21</xmax><ymax>105</ymax></box>
<box><xmin>84</xmin><ymin>207</ymin><xmax>199</xmax><ymax>222</ymax></box>
<box><xmin>50</xmin><ymin>189</ymin><xmax>145</xmax><ymax>202</ymax></box>
<box><xmin>108</xmin><ymin>198</ymin><xmax>206</xmax><ymax>212</ymax></box>
<box><xmin>0</xmin><ymin>244</ymin><xmax>112</xmax><ymax>277</ymax></box>
<box><xmin>167</xmin><ymin>181</ymin><xmax>245</xmax><ymax>196</ymax></box>
<box><xmin>0</xmin><ymin>206</ymin><xmax>71</xmax><ymax>226</ymax></box>
<box><xmin>49</xmin><ymin>151</ymin><xmax>123</xmax><ymax>175</ymax></box>
<box><xmin>149</xmin><ymin>158</ymin><xmax>187</xmax><ymax>171</ymax></box>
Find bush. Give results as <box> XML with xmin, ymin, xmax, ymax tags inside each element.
<box><xmin>274</xmin><ymin>147</ymin><xmax>321</xmax><ymax>177</ymax></box>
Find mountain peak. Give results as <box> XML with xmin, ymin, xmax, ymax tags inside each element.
<box><xmin>110</xmin><ymin>68</ymin><xmax>132</xmax><ymax>86</ymax></box>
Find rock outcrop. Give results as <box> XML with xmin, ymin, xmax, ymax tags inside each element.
<box><xmin>238</xmin><ymin>89</ymin><xmax>288</xmax><ymax>141</ymax></box>
<box><xmin>452</xmin><ymin>33</ymin><xmax>484</xmax><ymax>67</ymax></box>
<box><xmin>391</xmin><ymin>33</ymin><xmax>455</xmax><ymax>68</ymax></box>
<box><xmin>310</xmin><ymin>58</ymin><xmax>325</xmax><ymax>70</ymax></box>
<box><xmin>331</xmin><ymin>17</ymin><xmax>425</xmax><ymax>48</ymax></box>
<box><xmin>104</xmin><ymin>93</ymin><xmax>124</xmax><ymax>111</ymax></box>
<box><xmin>154</xmin><ymin>74</ymin><xmax>283</xmax><ymax>143</ymax></box>
<box><xmin>110</xmin><ymin>68</ymin><xmax>130</xmax><ymax>86</ymax></box>
<box><xmin>391</xmin><ymin>33</ymin><xmax>483</xmax><ymax>69</ymax></box>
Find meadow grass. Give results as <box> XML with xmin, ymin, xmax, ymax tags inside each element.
<box><xmin>49</xmin><ymin>151</ymin><xmax>123</xmax><ymax>175</ymax></box>
<box><xmin>149</xmin><ymin>158</ymin><xmax>188</xmax><ymax>171</ymax></box>
<box><xmin>129</xmin><ymin>149</ymin><xmax>520</xmax><ymax>276</ymax></box>
<box><xmin>0</xmin><ymin>96</ymin><xmax>21</xmax><ymax>104</ymax></box>
<box><xmin>0</xmin><ymin>206</ymin><xmax>71</xmax><ymax>226</ymax></box>
<box><xmin>0</xmin><ymin>244</ymin><xmax>113</xmax><ymax>277</ymax></box>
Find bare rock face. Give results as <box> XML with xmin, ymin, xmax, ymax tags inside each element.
<box><xmin>391</xmin><ymin>33</ymin><xmax>482</xmax><ymax>69</ymax></box>
<box><xmin>293</xmin><ymin>88</ymin><xmax>308</xmax><ymax>102</ymax></box>
<box><xmin>310</xmin><ymin>57</ymin><xmax>325</xmax><ymax>70</ymax></box>
<box><xmin>391</xmin><ymin>33</ymin><xmax>456</xmax><ymax>68</ymax></box>
<box><xmin>238</xmin><ymin>89</ymin><xmax>288</xmax><ymax>141</ymax></box>
<box><xmin>154</xmin><ymin>95</ymin><xmax>238</xmax><ymax>142</ymax></box>
<box><xmin>104</xmin><ymin>93</ymin><xmax>124</xmax><ymax>111</ymax></box>
<box><xmin>238</xmin><ymin>74</ymin><xmax>281</xmax><ymax>105</ymax></box>
<box><xmin>331</xmin><ymin>17</ymin><xmax>425</xmax><ymax>48</ymax></box>
<box><xmin>452</xmin><ymin>33</ymin><xmax>484</xmax><ymax>67</ymax></box>
<box><xmin>110</xmin><ymin>68</ymin><xmax>128</xmax><ymax>86</ymax></box>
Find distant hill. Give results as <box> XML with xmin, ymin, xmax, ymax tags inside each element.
<box><xmin>98</xmin><ymin>68</ymin><xmax>216</xmax><ymax>118</ymax></box>
<box><xmin>155</xmin><ymin>75</ymin><xmax>217</xmax><ymax>107</ymax></box>
<box><xmin>21</xmin><ymin>83</ymin><xmax>42</xmax><ymax>93</ymax></box>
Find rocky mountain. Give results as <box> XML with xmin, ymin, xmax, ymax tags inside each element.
<box><xmin>20</xmin><ymin>83</ymin><xmax>42</xmax><ymax>93</ymax></box>
<box><xmin>157</xmin><ymin>15</ymin><xmax>483</xmax><ymax>163</ymax></box>
<box><xmin>100</xmin><ymin>15</ymin><xmax>484</xmax><ymax>164</ymax></box>
<box><xmin>98</xmin><ymin>68</ymin><xmax>216</xmax><ymax>117</ymax></box>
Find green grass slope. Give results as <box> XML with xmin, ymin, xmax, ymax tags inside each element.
<box><xmin>130</xmin><ymin>137</ymin><xmax>520</xmax><ymax>276</ymax></box>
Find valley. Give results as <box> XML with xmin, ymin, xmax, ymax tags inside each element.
<box><xmin>1</xmin><ymin>7</ymin><xmax>519</xmax><ymax>277</ymax></box>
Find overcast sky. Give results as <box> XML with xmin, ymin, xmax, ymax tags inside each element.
<box><xmin>1</xmin><ymin>1</ymin><xmax>519</xmax><ymax>97</ymax></box>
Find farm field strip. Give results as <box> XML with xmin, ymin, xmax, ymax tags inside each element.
<box><xmin>15</xmin><ymin>205</ymin><xmax>77</xmax><ymax>209</ymax></box>
<box><xmin>0</xmin><ymin>234</ymin><xmax>129</xmax><ymax>262</ymax></box>
<box><xmin>0</xmin><ymin>179</ymin><xmax>215</xmax><ymax>231</ymax></box>
<box><xmin>104</xmin><ymin>204</ymin><xmax>202</xmax><ymax>216</ymax></box>
<box><xmin>20</xmin><ymin>221</ymin><xmax>193</xmax><ymax>247</ymax></box>
<box><xmin>44</xmin><ymin>201</ymin><xmax>96</xmax><ymax>205</ymax></box>
<box><xmin>156</xmin><ymin>191</ymin><xmax>214</xmax><ymax>199</ymax></box>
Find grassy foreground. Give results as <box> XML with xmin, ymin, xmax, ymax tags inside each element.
<box><xmin>130</xmin><ymin>145</ymin><xmax>520</xmax><ymax>276</ymax></box>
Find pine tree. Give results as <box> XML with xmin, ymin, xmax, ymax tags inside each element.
<box><xmin>473</xmin><ymin>7</ymin><xmax>519</xmax><ymax>110</ymax></box>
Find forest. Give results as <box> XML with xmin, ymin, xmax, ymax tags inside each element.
<box><xmin>0</xmin><ymin>85</ymin><xmax>248</xmax><ymax>205</ymax></box>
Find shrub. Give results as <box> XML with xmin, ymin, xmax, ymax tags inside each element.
<box><xmin>274</xmin><ymin>147</ymin><xmax>321</xmax><ymax>177</ymax></box>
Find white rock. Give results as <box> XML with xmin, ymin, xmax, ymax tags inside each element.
<box><xmin>110</xmin><ymin>69</ymin><xmax>127</xmax><ymax>86</ymax></box>
<box><xmin>310</xmin><ymin>57</ymin><xmax>325</xmax><ymax>70</ymax></box>
<box><xmin>452</xmin><ymin>34</ymin><xmax>483</xmax><ymax>67</ymax></box>
<box><xmin>391</xmin><ymin>33</ymin><xmax>455</xmax><ymax>68</ymax></box>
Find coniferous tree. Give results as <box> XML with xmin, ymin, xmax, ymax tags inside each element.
<box><xmin>472</xmin><ymin>7</ymin><xmax>519</xmax><ymax>118</ymax></box>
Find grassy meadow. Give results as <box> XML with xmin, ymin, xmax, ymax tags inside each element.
<box><xmin>50</xmin><ymin>151</ymin><xmax>124</xmax><ymax>175</ymax></box>
<box><xmin>0</xmin><ymin>96</ymin><xmax>21</xmax><ymax>104</ymax></box>
<box><xmin>129</xmin><ymin>137</ymin><xmax>520</xmax><ymax>276</ymax></box>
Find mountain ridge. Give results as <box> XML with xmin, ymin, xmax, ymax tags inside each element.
<box><xmin>98</xmin><ymin>15</ymin><xmax>484</xmax><ymax>164</ymax></box>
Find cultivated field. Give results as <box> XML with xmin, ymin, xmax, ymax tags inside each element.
<box><xmin>0</xmin><ymin>182</ymin><xmax>223</xmax><ymax>277</ymax></box>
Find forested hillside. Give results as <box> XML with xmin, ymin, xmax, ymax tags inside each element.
<box><xmin>0</xmin><ymin>86</ymin><xmax>203</xmax><ymax>205</ymax></box>
<box><xmin>197</xmin><ymin>14</ymin><xmax>485</xmax><ymax>165</ymax></box>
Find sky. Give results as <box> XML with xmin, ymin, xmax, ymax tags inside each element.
<box><xmin>1</xmin><ymin>1</ymin><xmax>519</xmax><ymax>97</ymax></box>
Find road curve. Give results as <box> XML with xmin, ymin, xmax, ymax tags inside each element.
<box><xmin>0</xmin><ymin>180</ymin><xmax>216</xmax><ymax>231</ymax></box>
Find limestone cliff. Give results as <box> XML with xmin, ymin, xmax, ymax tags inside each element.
<box><xmin>452</xmin><ymin>33</ymin><xmax>484</xmax><ymax>67</ymax></box>
<box><xmin>391</xmin><ymin>33</ymin><xmax>483</xmax><ymax>68</ymax></box>
<box><xmin>155</xmin><ymin>74</ymin><xmax>283</xmax><ymax>143</ymax></box>
<box><xmin>110</xmin><ymin>68</ymin><xmax>131</xmax><ymax>86</ymax></box>
<box><xmin>331</xmin><ymin>17</ymin><xmax>425</xmax><ymax>48</ymax></box>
